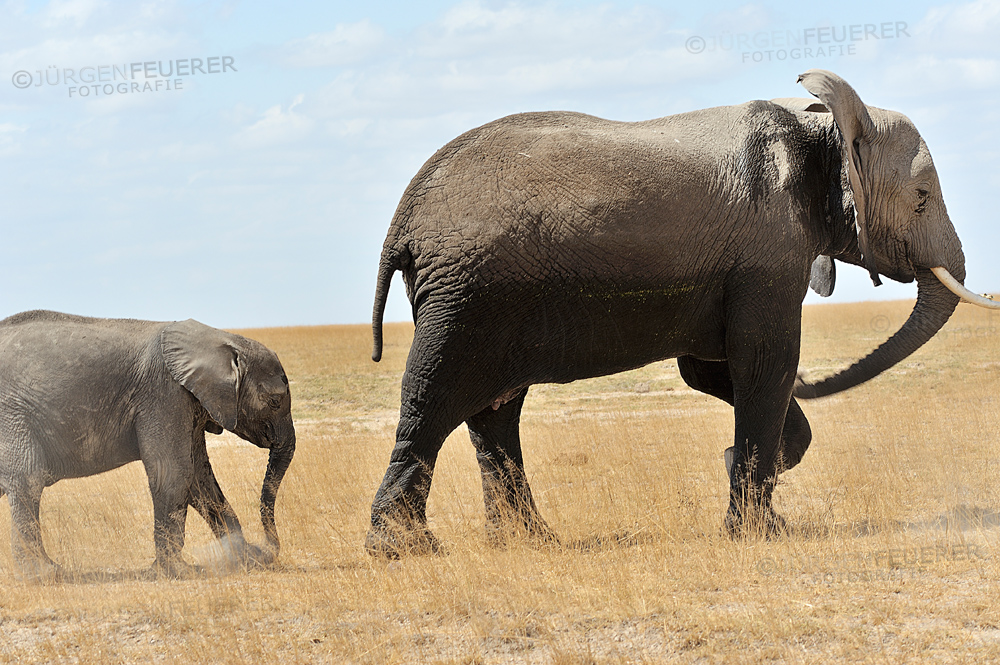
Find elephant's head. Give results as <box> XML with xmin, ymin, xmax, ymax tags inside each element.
<box><xmin>160</xmin><ymin>319</ymin><xmax>296</xmax><ymax>561</ymax></box>
<box><xmin>791</xmin><ymin>70</ymin><xmax>999</xmax><ymax>398</ymax></box>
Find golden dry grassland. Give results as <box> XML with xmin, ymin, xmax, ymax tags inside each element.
<box><xmin>3</xmin><ymin>299</ymin><xmax>1000</xmax><ymax>663</ymax></box>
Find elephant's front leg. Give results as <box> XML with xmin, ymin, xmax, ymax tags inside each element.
<box><xmin>141</xmin><ymin>445</ymin><xmax>195</xmax><ymax>576</ymax></box>
<box><xmin>723</xmin><ymin>290</ymin><xmax>803</xmax><ymax>536</ymax></box>
<box><xmin>677</xmin><ymin>356</ymin><xmax>813</xmax><ymax>475</ymax></box>
<box><xmin>7</xmin><ymin>477</ymin><xmax>60</xmax><ymax>581</ymax></box>
<box><xmin>187</xmin><ymin>434</ymin><xmax>275</xmax><ymax>566</ymax></box>
<box><xmin>188</xmin><ymin>433</ymin><xmax>243</xmax><ymax>539</ymax></box>
<box><xmin>466</xmin><ymin>388</ymin><xmax>557</xmax><ymax>546</ymax></box>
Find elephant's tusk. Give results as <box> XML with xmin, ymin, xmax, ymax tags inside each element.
<box><xmin>931</xmin><ymin>266</ymin><xmax>1000</xmax><ymax>309</ymax></box>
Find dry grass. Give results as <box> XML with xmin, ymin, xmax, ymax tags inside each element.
<box><xmin>3</xmin><ymin>300</ymin><xmax>1000</xmax><ymax>663</ymax></box>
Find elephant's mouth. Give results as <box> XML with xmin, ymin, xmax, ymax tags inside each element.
<box><xmin>262</xmin><ymin>421</ymin><xmax>276</xmax><ymax>447</ymax></box>
<box><xmin>234</xmin><ymin>420</ymin><xmax>277</xmax><ymax>449</ymax></box>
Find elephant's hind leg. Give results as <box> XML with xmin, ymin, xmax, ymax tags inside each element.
<box><xmin>366</xmin><ymin>332</ymin><xmax>468</xmax><ymax>557</ymax></box>
<box><xmin>779</xmin><ymin>398</ymin><xmax>812</xmax><ymax>472</ymax></box>
<box><xmin>467</xmin><ymin>388</ymin><xmax>557</xmax><ymax>546</ymax></box>
<box><xmin>367</xmin><ymin>306</ymin><xmax>523</xmax><ymax>558</ymax></box>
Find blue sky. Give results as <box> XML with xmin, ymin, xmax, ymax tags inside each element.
<box><xmin>1</xmin><ymin>0</ymin><xmax>997</xmax><ymax>328</ymax></box>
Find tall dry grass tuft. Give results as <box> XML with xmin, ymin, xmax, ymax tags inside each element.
<box><xmin>2</xmin><ymin>305</ymin><xmax>1000</xmax><ymax>662</ymax></box>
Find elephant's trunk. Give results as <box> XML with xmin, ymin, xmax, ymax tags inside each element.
<box><xmin>794</xmin><ymin>267</ymin><xmax>960</xmax><ymax>398</ymax></box>
<box><xmin>259</xmin><ymin>428</ymin><xmax>296</xmax><ymax>562</ymax></box>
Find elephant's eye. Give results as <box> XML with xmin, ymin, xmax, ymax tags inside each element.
<box><xmin>266</xmin><ymin>394</ymin><xmax>283</xmax><ymax>410</ymax></box>
<box><xmin>915</xmin><ymin>188</ymin><xmax>929</xmax><ymax>214</ymax></box>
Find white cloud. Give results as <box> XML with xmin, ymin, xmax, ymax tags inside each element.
<box><xmin>697</xmin><ymin>4</ymin><xmax>774</xmax><ymax>34</ymax></box>
<box><xmin>295</xmin><ymin>3</ymin><xmax>724</xmax><ymax>126</ymax></box>
<box><xmin>44</xmin><ymin>0</ymin><xmax>107</xmax><ymax>26</ymax></box>
<box><xmin>416</xmin><ymin>0</ymin><xmax>669</xmax><ymax>60</ymax></box>
<box><xmin>281</xmin><ymin>20</ymin><xmax>387</xmax><ymax>67</ymax></box>
<box><xmin>235</xmin><ymin>94</ymin><xmax>314</xmax><ymax>148</ymax></box>
<box><xmin>882</xmin><ymin>53</ymin><xmax>1000</xmax><ymax>96</ymax></box>
<box><xmin>870</xmin><ymin>1</ymin><xmax>1000</xmax><ymax>99</ymax></box>
<box><xmin>0</xmin><ymin>122</ymin><xmax>27</xmax><ymax>155</ymax></box>
<box><xmin>918</xmin><ymin>0</ymin><xmax>1000</xmax><ymax>51</ymax></box>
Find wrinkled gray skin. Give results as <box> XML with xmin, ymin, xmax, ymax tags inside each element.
<box><xmin>367</xmin><ymin>70</ymin><xmax>968</xmax><ymax>556</ymax></box>
<box><xmin>0</xmin><ymin>310</ymin><xmax>296</xmax><ymax>580</ymax></box>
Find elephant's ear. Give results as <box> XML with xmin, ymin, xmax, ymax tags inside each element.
<box><xmin>797</xmin><ymin>69</ymin><xmax>882</xmax><ymax>287</ymax></box>
<box><xmin>770</xmin><ymin>97</ymin><xmax>829</xmax><ymax>113</ymax></box>
<box><xmin>809</xmin><ymin>255</ymin><xmax>836</xmax><ymax>297</ymax></box>
<box><xmin>160</xmin><ymin>319</ymin><xmax>241</xmax><ymax>431</ymax></box>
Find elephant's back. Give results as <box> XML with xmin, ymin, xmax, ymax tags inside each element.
<box><xmin>391</xmin><ymin>108</ymin><xmax>745</xmax><ymax>286</ymax></box>
<box><xmin>0</xmin><ymin>310</ymin><xmax>160</xmax><ymax>331</ymax></box>
<box><xmin>394</xmin><ymin>106</ymin><xmax>751</xmax><ymax>243</ymax></box>
<box><xmin>0</xmin><ymin>309</ymin><xmax>96</xmax><ymax>327</ymax></box>
<box><xmin>0</xmin><ymin>311</ymin><xmax>162</xmax><ymax>368</ymax></box>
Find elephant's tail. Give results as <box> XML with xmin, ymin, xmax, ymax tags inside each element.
<box><xmin>372</xmin><ymin>247</ymin><xmax>403</xmax><ymax>362</ymax></box>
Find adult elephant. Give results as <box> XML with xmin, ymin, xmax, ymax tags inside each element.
<box><xmin>0</xmin><ymin>311</ymin><xmax>296</xmax><ymax>580</ymax></box>
<box><xmin>366</xmin><ymin>69</ymin><xmax>997</xmax><ymax>557</ymax></box>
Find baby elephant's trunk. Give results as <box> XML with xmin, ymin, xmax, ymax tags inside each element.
<box><xmin>259</xmin><ymin>427</ymin><xmax>296</xmax><ymax>562</ymax></box>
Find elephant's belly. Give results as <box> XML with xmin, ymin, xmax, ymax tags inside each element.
<box><xmin>496</xmin><ymin>283</ymin><xmax>727</xmax><ymax>384</ymax></box>
<box><xmin>41</xmin><ymin>427</ymin><xmax>142</xmax><ymax>482</ymax></box>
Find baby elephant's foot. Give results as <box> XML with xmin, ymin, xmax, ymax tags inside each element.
<box><xmin>148</xmin><ymin>557</ymin><xmax>202</xmax><ymax>580</ymax></box>
<box><xmin>214</xmin><ymin>534</ymin><xmax>278</xmax><ymax>570</ymax></box>
<box><xmin>15</xmin><ymin>558</ymin><xmax>62</xmax><ymax>584</ymax></box>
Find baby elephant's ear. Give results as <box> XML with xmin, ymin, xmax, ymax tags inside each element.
<box><xmin>160</xmin><ymin>319</ymin><xmax>241</xmax><ymax>431</ymax></box>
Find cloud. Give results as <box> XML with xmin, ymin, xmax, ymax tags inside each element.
<box><xmin>871</xmin><ymin>1</ymin><xmax>1000</xmax><ymax>99</ymax></box>
<box><xmin>290</xmin><ymin>2</ymin><xmax>725</xmax><ymax>127</ymax></box>
<box><xmin>43</xmin><ymin>0</ymin><xmax>107</xmax><ymax>26</ymax></box>
<box><xmin>280</xmin><ymin>20</ymin><xmax>387</xmax><ymax>67</ymax></box>
<box><xmin>235</xmin><ymin>94</ymin><xmax>315</xmax><ymax>148</ymax></box>
<box><xmin>0</xmin><ymin>122</ymin><xmax>27</xmax><ymax>155</ymax></box>
<box><xmin>918</xmin><ymin>0</ymin><xmax>1000</xmax><ymax>52</ymax></box>
<box><xmin>416</xmin><ymin>0</ymin><xmax>670</xmax><ymax>60</ymax></box>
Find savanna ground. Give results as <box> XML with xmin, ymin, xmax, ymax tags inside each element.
<box><xmin>3</xmin><ymin>299</ymin><xmax>1000</xmax><ymax>663</ymax></box>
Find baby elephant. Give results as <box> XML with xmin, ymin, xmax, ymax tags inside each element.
<box><xmin>0</xmin><ymin>310</ymin><xmax>296</xmax><ymax>580</ymax></box>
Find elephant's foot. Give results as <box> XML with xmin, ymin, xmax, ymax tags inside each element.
<box><xmin>148</xmin><ymin>556</ymin><xmax>202</xmax><ymax>580</ymax></box>
<box><xmin>189</xmin><ymin>534</ymin><xmax>278</xmax><ymax>573</ymax></box>
<box><xmin>365</xmin><ymin>524</ymin><xmax>444</xmax><ymax>559</ymax></box>
<box><xmin>236</xmin><ymin>541</ymin><xmax>278</xmax><ymax>569</ymax></box>
<box><xmin>218</xmin><ymin>534</ymin><xmax>277</xmax><ymax>568</ymax></box>
<box><xmin>724</xmin><ymin>502</ymin><xmax>787</xmax><ymax>539</ymax></box>
<box><xmin>14</xmin><ymin>557</ymin><xmax>62</xmax><ymax>584</ymax></box>
<box><xmin>485</xmin><ymin>513</ymin><xmax>561</xmax><ymax>549</ymax></box>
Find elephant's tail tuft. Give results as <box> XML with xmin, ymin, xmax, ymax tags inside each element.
<box><xmin>372</xmin><ymin>248</ymin><xmax>405</xmax><ymax>362</ymax></box>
